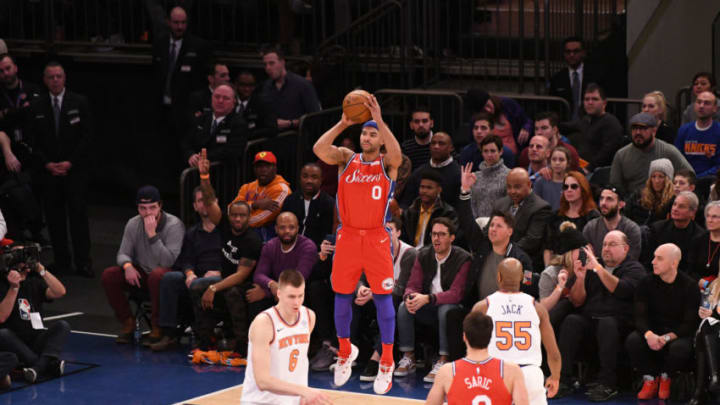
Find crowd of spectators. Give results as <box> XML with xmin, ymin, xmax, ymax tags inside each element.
<box><xmin>2</xmin><ymin>8</ymin><xmax>720</xmax><ymax>402</ymax></box>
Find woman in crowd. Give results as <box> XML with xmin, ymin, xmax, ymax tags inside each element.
<box><xmin>642</xmin><ymin>91</ymin><xmax>676</xmax><ymax>144</ymax></box>
<box><xmin>709</xmin><ymin>170</ymin><xmax>720</xmax><ymax>202</ymax></box>
<box><xmin>689</xmin><ymin>202</ymin><xmax>720</xmax><ymax>284</ymax></box>
<box><xmin>543</xmin><ymin>171</ymin><xmax>599</xmax><ymax>266</ymax></box>
<box><xmin>469</xmin><ymin>135</ymin><xmax>510</xmax><ymax>218</ymax></box>
<box><xmin>538</xmin><ymin>221</ymin><xmax>587</xmax><ymax>330</ymax></box>
<box><xmin>625</xmin><ymin>158</ymin><xmax>674</xmax><ymax>225</ymax></box>
<box><xmin>466</xmin><ymin>88</ymin><xmax>533</xmax><ymax>154</ymax></box>
<box><xmin>533</xmin><ymin>146</ymin><xmax>571</xmax><ymax>211</ymax></box>
<box><xmin>690</xmin><ymin>256</ymin><xmax>720</xmax><ymax>405</ymax></box>
<box><xmin>682</xmin><ymin>72</ymin><xmax>720</xmax><ymax>124</ymax></box>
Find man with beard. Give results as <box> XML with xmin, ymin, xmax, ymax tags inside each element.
<box><xmin>101</xmin><ymin>185</ymin><xmax>185</xmax><ymax>344</ymax></box>
<box><xmin>399</xmin><ymin>132</ymin><xmax>462</xmax><ymax>210</ymax></box>
<box><xmin>0</xmin><ymin>54</ymin><xmax>42</xmax><ymax>140</ymax></box>
<box><xmin>171</xmin><ymin>150</ymin><xmax>264</xmax><ymax>355</ymax></box>
<box><xmin>676</xmin><ymin>91</ymin><xmax>720</xmax><ymax>177</ymax></box>
<box><xmin>231</xmin><ymin>151</ymin><xmax>291</xmax><ymax>241</ymax></box>
<box><xmin>583</xmin><ymin>186</ymin><xmax>642</xmax><ymax>261</ymax></box>
<box><xmin>401</xmin><ymin>107</ymin><xmax>434</xmax><ymax>171</ymax></box>
<box><xmin>281</xmin><ymin>163</ymin><xmax>334</xmax><ymax>247</ymax></box>
<box><xmin>401</xmin><ymin>169</ymin><xmax>458</xmax><ymax>247</ymax></box>
<box><xmin>250</xmin><ymin>212</ymin><xmax>317</xmax><ymax>319</ymax></box>
<box><xmin>610</xmin><ymin>112</ymin><xmax>692</xmax><ymax>196</ymax></box>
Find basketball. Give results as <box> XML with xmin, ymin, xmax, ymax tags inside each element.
<box><xmin>343</xmin><ymin>89</ymin><xmax>372</xmax><ymax>123</ymax></box>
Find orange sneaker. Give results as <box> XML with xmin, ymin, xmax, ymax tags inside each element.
<box><xmin>658</xmin><ymin>375</ymin><xmax>671</xmax><ymax>400</ymax></box>
<box><xmin>637</xmin><ymin>377</ymin><xmax>658</xmax><ymax>400</ymax></box>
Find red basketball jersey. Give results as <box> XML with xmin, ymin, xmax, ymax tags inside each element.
<box><xmin>447</xmin><ymin>357</ymin><xmax>513</xmax><ymax>405</ymax></box>
<box><xmin>337</xmin><ymin>153</ymin><xmax>394</xmax><ymax>229</ymax></box>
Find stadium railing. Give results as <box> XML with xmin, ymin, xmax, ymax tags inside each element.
<box><xmin>178</xmin><ymin>130</ymin><xmax>297</xmax><ymax>225</ymax></box>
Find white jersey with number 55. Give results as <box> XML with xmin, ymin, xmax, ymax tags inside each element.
<box><xmin>485</xmin><ymin>291</ymin><xmax>542</xmax><ymax>367</ymax></box>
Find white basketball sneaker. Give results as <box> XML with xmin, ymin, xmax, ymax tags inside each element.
<box><xmin>373</xmin><ymin>361</ymin><xmax>395</xmax><ymax>394</ymax></box>
<box><xmin>333</xmin><ymin>343</ymin><xmax>359</xmax><ymax>387</ymax></box>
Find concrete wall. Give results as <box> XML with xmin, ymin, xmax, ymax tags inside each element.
<box><xmin>627</xmin><ymin>1</ymin><xmax>720</xmax><ymax>109</ymax></box>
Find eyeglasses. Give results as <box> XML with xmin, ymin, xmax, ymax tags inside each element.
<box><xmin>431</xmin><ymin>232</ymin><xmax>449</xmax><ymax>238</ymax></box>
<box><xmin>708</xmin><ymin>214</ymin><xmax>720</xmax><ymax>221</ymax></box>
<box><xmin>562</xmin><ymin>183</ymin><xmax>580</xmax><ymax>190</ymax></box>
<box><xmin>602</xmin><ymin>242</ymin><xmax>626</xmax><ymax>248</ymax></box>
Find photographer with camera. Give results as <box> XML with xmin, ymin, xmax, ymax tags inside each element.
<box><xmin>0</xmin><ymin>257</ymin><xmax>68</xmax><ymax>383</ymax></box>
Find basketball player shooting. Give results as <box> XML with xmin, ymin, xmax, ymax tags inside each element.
<box><xmin>472</xmin><ymin>258</ymin><xmax>561</xmax><ymax>405</ymax></box>
<box><xmin>425</xmin><ymin>311</ymin><xmax>529</xmax><ymax>405</ymax></box>
<box><xmin>312</xmin><ymin>94</ymin><xmax>402</xmax><ymax>395</ymax></box>
<box><xmin>241</xmin><ymin>269</ymin><xmax>333</xmax><ymax>405</ymax></box>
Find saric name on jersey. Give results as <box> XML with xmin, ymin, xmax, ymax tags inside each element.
<box><xmin>464</xmin><ymin>375</ymin><xmax>493</xmax><ymax>390</ymax></box>
<box><xmin>500</xmin><ymin>304</ymin><xmax>523</xmax><ymax>315</ymax></box>
<box><xmin>344</xmin><ymin>169</ymin><xmax>382</xmax><ymax>184</ymax></box>
<box><xmin>278</xmin><ymin>333</ymin><xmax>310</xmax><ymax>349</ymax></box>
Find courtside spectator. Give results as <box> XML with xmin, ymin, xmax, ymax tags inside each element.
<box><xmin>234</xmin><ymin>70</ymin><xmax>277</xmax><ymax>136</ymax></box>
<box><xmin>625</xmin><ymin>158</ymin><xmax>674</xmax><ymax>226</ymax></box>
<box><xmin>642</xmin><ymin>91</ymin><xmax>676</xmax><ymax>144</ymax></box>
<box><xmin>401</xmin><ymin>169</ymin><xmax>458</xmax><ymax>247</ymax></box>
<box><xmin>187</xmin><ymin>62</ymin><xmax>230</xmax><ymax>120</ymax></box>
<box><xmin>690</xmin><ymin>261</ymin><xmax>720</xmax><ymax>404</ymax></box>
<box><xmin>401</xmin><ymin>106</ymin><xmax>434</xmax><ymax>171</ymax></box>
<box><xmin>458</xmin><ymin>112</ymin><xmax>515</xmax><ymax>170</ymax></box>
<box><xmin>681</xmin><ymin>72</ymin><xmax>720</xmax><ymax>124</ymax></box>
<box><xmin>533</xmin><ymin>146</ymin><xmax>571</xmax><ymax>211</ymax></box>
<box><xmin>524</xmin><ymin>135</ymin><xmax>551</xmax><ymax>184</ymax></box>
<box><xmin>0</xmin><ymin>54</ymin><xmax>42</xmax><ymax>141</ymax></box>
<box><xmin>281</xmin><ymin>163</ymin><xmax>334</xmax><ymax>247</ymax></box>
<box><xmin>517</xmin><ymin>112</ymin><xmax>580</xmax><ymax>171</ymax></box>
<box><xmin>548</xmin><ymin>36</ymin><xmax>605</xmax><ymax>119</ymax></box>
<box><xmin>467</xmin><ymin>135</ymin><xmax>510</xmax><ymax>218</ymax></box>
<box><xmin>676</xmin><ymin>91</ymin><xmax>720</xmax><ymax>177</ymax></box>
<box><xmin>231</xmin><ymin>151</ymin><xmax>291</xmax><ymax>241</ymax></box>
<box><xmin>688</xmin><ymin>201</ymin><xmax>720</xmax><ymax>282</ymax></box>
<box><xmin>102</xmin><ymin>185</ymin><xmax>184</xmax><ymax>344</ymax></box>
<box><xmin>610</xmin><ymin>112</ymin><xmax>693</xmax><ymax>197</ymax></box>
<box><xmin>466</xmin><ymin>89</ymin><xmax>533</xmax><ymax>154</ymax></box>
<box><xmin>626</xmin><ymin>244</ymin><xmax>699</xmax><ymax>400</ymax></box>
<box><xmin>584</xmin><ymin>186</ymin><xmax>642</xmax><ymax>261</ymax></box>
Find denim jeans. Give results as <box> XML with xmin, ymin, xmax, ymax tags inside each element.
<box><xmin>397</xmin><ymin>302</ymin><xmax>459</xmax><ymax>356</ymax></box>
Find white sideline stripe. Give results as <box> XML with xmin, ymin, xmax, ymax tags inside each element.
<box><xmin>175</xmin><ymin>384</ymin><xmax>426</xmax><ymax>405</ymax></box>
<box><xmin>43</xmin><ymin>311</ymin><xmax>83</xmax><ymax>321</ymax></box>
<box><xmin>173</xmin><ymin>384</ymin><xmax>242</xmax><ymax>405</ymax></box>
<box><xmin>69</xmin><ymin>329</ymin><xmax>151</xmax><ymax>338</ymax></box>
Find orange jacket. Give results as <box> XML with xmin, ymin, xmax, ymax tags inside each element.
<box><xmin>232</xmin><ymin>175</ymin><xmax>292</xmax><ymax>227</ymax></box>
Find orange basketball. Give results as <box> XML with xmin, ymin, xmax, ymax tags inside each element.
<box><xmin>343</xmin><ymin>89</ymin><xmax>372</xmax><ymax>123</ymax></box>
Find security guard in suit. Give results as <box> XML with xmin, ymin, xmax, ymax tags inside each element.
<box><xmin>26</xmin><ymin>62</ymin><xmax>93</xmax><ymax>277</ymax></box>
<box><xmin>183</xmin><ymin>84</ymin><xmax>248</xmax><ymax>168</ymax></box>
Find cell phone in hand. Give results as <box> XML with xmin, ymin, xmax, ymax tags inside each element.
<box><xmin>324</xmin><ymin>234</ymin><xmax>336</xmax><ymax>244</ymax></box>
<box><xmin>578</xmin><ymin>249</ymin><xmax>587</xmax><ymax>266</ymax></box>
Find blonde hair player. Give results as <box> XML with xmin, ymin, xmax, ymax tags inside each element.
<box><xmin>241</xmin><ymin>269</ymin><xmax>332</xmax><ymax>405</ymax></box>
<box><xmin>472</xmin><ymin>258</ymin><xmax>561</xmax><ymax>405</ymax></box>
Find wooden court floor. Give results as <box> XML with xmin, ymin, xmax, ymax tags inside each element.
<box><xmin>177</xmin><ymin>384</ymin><xmax>426</xmax><ymax>405</ymax></box>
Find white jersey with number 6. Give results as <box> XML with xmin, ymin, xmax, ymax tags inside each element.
<box><xmin>485</xmin><ymin>291</ymin><xmax>542</xmax><ymax>367</ymax></box>
<box><xmin>241</xmin><ymin>306</ymin><xmax>311</xmax><ymax>405</ymax></box>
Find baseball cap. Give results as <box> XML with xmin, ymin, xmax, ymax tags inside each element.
<box><xmin>253</xmin><ymin>151</ymin><xmax>277</xmax><ymax>165</ymax></box>
<box><xmin>136</xmin><ymin>185</ymin><xmax>161</xmax><ymax>205</ymax></box>
<box><xmin>601</xmin><ymin>185</ymin><xmax>625</xmax><ymax>201</ymax></box>
<box><xmin>629</xmin><ymin>112</ymin><xmax>658</xmax><ymax>128</ymax></box>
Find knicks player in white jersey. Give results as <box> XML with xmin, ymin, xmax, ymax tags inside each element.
<box><xmin>472</xmin><ymin>258</ymin><xmax>561</xmax><ymax>405</ymax></box>
<box><xmin>241</xmin><ymin>269</ymin><xmax>333</xmax><ymax>405</ymax></box>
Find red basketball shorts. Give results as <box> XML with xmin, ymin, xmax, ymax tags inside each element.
<box><xmin>331</xmin><ymin>226</ymin><xmax>394</xmax><ymax>295</ymax></box>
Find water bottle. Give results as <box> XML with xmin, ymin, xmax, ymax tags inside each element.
<box><xmin>702</xmin><ymin>288</ymin><xmax>712</xmax><ymax>310</ymax></box>
<box><xmin>134</xmin><ymin>317</ymin><xmax>141</xmax><ymax>345</ymax></box>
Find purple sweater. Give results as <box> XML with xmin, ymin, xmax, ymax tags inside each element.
<box><xmin>253</xmin><ymin>235</ymin><xmax>318</xmax><ymax>298</ymax></box>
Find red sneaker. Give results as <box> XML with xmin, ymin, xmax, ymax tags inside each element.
<box><xmin>637</xmin><ymin>377</ymin><xmax>659</xmax><ymax>400</ymax></box>
<box><xmin>658</xmin><ymin>375</ymin><xmax>671</xmax><ymax>400</ymax></box>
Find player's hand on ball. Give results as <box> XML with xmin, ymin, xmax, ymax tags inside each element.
<box><xmin>364</xmin><ymin>95</ymin><xmax>382</xmax><ymax>122</ymax></box>
<box><xmin>340</xmin><ymin>112</ymin><xmax>354</xmax><ymax>128</ymax></box>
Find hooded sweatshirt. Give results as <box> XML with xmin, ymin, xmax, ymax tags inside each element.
<box><xmin>232</xmin><ymin>174</ymin><xmax>292</xmax><ymax>227</ymax></box>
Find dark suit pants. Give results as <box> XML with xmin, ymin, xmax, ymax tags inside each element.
<box><xmin>43</xmin><ymin>170</ymin><xmax>90</xmax><ymax>270</ymax></box>
<box><xmin>559</xmin><ymin>314</ymin><xmax>629</xmax><ymax>387</ymax></box>
<box><xmin>625</xmin><ymin>331</ymin><xmax>693</xmax><ymax>376</ymax></box>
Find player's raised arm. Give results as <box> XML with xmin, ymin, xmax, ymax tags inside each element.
<box><xmin>313</xmin><ymin>113</ymin><xmax>355</xmax><ymax>166</ymax></box>
<box><xmin>535</xmin><ymin>301</ymin><xmax>561</xmax><ymax>398</ymax></box>
<box><xmin>365</xmin><ymin>95</ymin><xmax>402</xmax><ymax>170</ymax></box>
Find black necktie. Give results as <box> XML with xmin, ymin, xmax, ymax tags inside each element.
<box><xmin>211</xmin><ymin>119</ymin><xmax>218</xmax><ymax>135</ymax></box>
<box><xmin>571</xmin><ymin>70</ymin><xmax>581</xmax><ymax>118</ymax></box>
<box><xmin>53</xmin><ymin>96</ymin><xmax>60</xmax><ymax>134</ymax></box>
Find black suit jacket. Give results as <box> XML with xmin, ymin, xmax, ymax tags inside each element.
<box><xmin>492</xmin><ymin>192</ymin><xmax>552</xmax><ymax>270</ymax></box>
<box><xmin>182</xmin><ymin>110</ymin><xmax>248</xmax><ymax>163</ymax></box>
<box><xmin>26</xmin><ymin>91</ymin><xmax>92</xmax><ymax>171</ymax></box>
<box><xmin>188</xmin><ymin>87</ymin><xmax>213</xmax><ymax>120</ymax></box>
<box><xmin>0</xmin><ymin>80</ymin><xmax>43</xmax><ymax>134</ymax></box>
<box><xmin>280</xmin><ymin>191</ymin><xmax>335</xmax><ymax>247</ymax></box>
<box><xmin>238</xmin><ymin>89</ymin><xmax>278</xmax><ymax>139</ymax></box>
<box><xmin>548</xmin><ymin>63</ymin><xmax>604</xmax><ymax>116</ymax></box>
<box><xmin>152</xmin><ymin>33</ymin><xmax>209</xmax><ymax>107</ymax></box>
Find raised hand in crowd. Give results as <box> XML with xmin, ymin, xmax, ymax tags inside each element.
<box><xmin>460</xmin><ymin>162</ymin><xmax>477</xmax><ymax>193</ymax></box>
